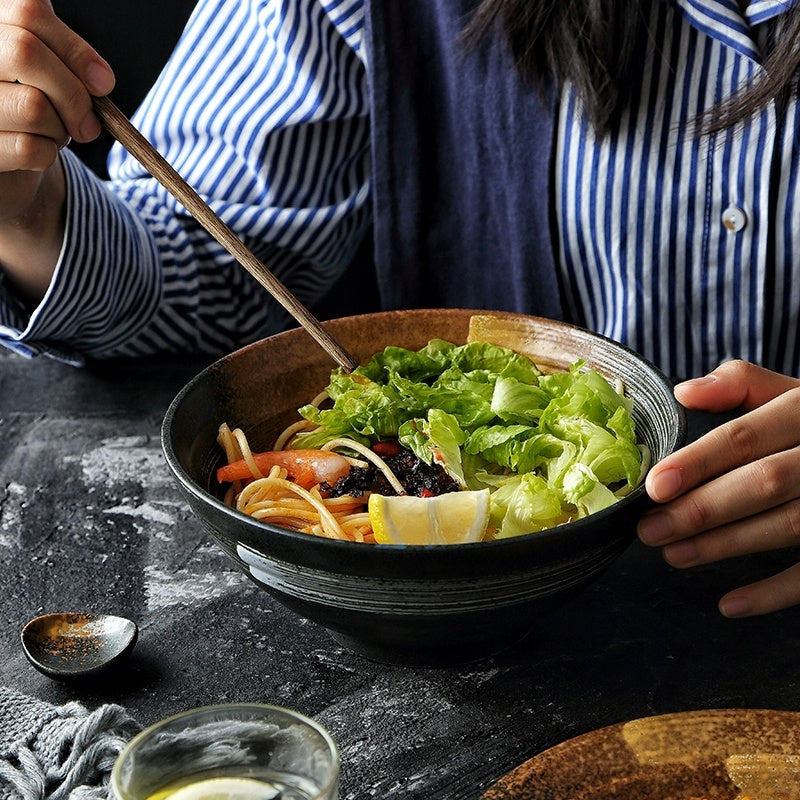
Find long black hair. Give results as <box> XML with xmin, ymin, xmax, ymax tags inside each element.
<box><xmin>464</xmin><ymin>0</ymin><xmax>800</xmax><ymax>135</ymax></box>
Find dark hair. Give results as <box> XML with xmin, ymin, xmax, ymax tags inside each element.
<box><xmin>464</xmin><ymin>0</ymin><xmax>800</xmax><ymax>135</ymax></box>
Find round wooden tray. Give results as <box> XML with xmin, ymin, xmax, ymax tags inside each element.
<box><xmin>481</xmin><ymin>709</ymin><xmax>800</xmax><ymax>799</ymax></box>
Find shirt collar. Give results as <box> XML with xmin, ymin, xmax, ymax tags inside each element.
<box><xmin>746</xmin><ymin>0</ymin><xmax>797</xmax><ymax>24</ymax></box>
<box><xmin>669</xmin><ymin>0</ymin><xmax>794</xmax><ymax>60</ymax></box>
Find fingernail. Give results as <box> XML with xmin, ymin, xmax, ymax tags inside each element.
<box><xmin>78</xmin><ymin>112</ymin><xmax>101</xmax><ymax>141</ymax></box>
<box><xmin>719</xmin><ymin>595</ymin><xmax>753</xmax><ymax>618</ymax></box>
<box><xmin>648</xmin><ymin>467</ymin><xmax>683</xmax><ymax>502</ymax></box>
<box><xmin>674</xmin><ymin>374</ymin><xmax>717</xmax><ymax>402</ymax></box>
<box><xmin>637</xmin><ymin>511</ymin><xmax>673</xmax><ymax>545</ymax></box>
<box><xmin>663</xmin><ymin>539</ymin><xmax>698</xmax><ymax>567</ymax></box>
<box><xmin>85</xmin><ymin>58</ymin><xmax>114</xmax><ymax>95</ymax></box>
<box><xmin>677</xmin><ymin>374</ymin><xmax>717</xmax><ymax>389</ymax></box>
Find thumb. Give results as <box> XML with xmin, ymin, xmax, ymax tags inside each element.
<box><xmin>674</xmin><ymin>360</ymin><xmax>800</xmax><ymax>413</ymax></box>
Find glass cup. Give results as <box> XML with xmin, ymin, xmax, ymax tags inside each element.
<box><xmin>111</xmin><ymin>703</ymin><xmax>339</xmax><ymax>800</ymax></box>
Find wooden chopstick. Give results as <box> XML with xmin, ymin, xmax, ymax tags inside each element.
<box><xmin>92</xmin><ymin>94</ymin><xmax>359</xmax><ymax>373</ymax></box>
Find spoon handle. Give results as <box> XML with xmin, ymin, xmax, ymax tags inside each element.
<box><xmin>92</xmin><ymin>94</ymin><xmax>359</xmax><ymax>373</ymax></box>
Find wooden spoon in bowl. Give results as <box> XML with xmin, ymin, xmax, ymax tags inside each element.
<box><xmin>92</xmin><ymin>95</ymin><xmax>359</xmax><ymax>373</ymax></box>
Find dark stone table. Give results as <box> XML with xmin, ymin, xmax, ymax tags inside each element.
<box><xmin>1</xmin><ymin>347</ymin><xmax>799</xmax><ymax>799</ymax></box>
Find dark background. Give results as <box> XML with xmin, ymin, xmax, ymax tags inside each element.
<box><xmin>51</xmin><ymin>0</ymin><xmax>197</xmax><ymax>176</ymax></box>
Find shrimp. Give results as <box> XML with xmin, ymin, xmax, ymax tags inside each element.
<box><xmin>216</xmin><ymin>449</ymin><xmax>351</xmax><ymax>489</ymax></box>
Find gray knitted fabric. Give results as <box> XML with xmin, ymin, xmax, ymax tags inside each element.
<box><xmin>0</xmin><ymin>687</ymin><xmax>141</xmax><ymax>800</ymax></box>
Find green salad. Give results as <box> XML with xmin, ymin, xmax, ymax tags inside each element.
<box><xmin>292</xmin><ymin>338</ymin><xmax>647</xmax><ymax>538</ymax></box>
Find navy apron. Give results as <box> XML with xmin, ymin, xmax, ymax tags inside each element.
<box><xmin>363</xmin><ymin>0</ymin><xmax>563</xmax><ymax>318</ymax></box>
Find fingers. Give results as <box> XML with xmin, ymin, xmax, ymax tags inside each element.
<box><xmin>638</xmin><ymin>361</ymin><xmax>800</xmax><ymax>618</ymax></box>
<box><xmin>718</xmin><ymin>562</ymin><xmax>800</xmax><ymax>618</ymax></box>
<box><xmin>5</xmin><ymin>1</ymin><xmax>115</xmax><ymax>94</ymax></box>
<box><xmin>0</xmin><ymin>81</ymin><xmax>68</xmax><ymax>171</ymax></box>
<box><xmin>0</xmin><ymin>0</ymin><xmax>114</xmax><ymax>153</ymax></box>
<box><xmin>642</xmin><ymin>489</ymin><xmax>800</xmax><ymax>620</ymax></box>
<box><xmin>646</xmin><ymin>495</ymin><xmax>800</xmax><ymax>619</ymax></box>
<box><xmin>0</xmin><ymin>1</ymin><xmax>112</xmax><ymax>226</ymax></box>
<box><xmin>660</xmin><ymin>497</ymin><xmax>800</xmax><ymax>567</ymax></box>
<box><xmin>641</xmin><ymin>439</ymin><xmax>800</xmax><ymax>544</ymax></box>
<box><xmin>644</xmin><ymin>385</ymin><xmax>800</xmax><ymax>504</ymax></box>
<box><xmin>0</xmin><ymin>0</ymin><xmax>116</xmax><ymax>96</ymax></box>
<box><xmin>674</xmin><ymin>359</ymin><xmax>800</xmax><ymax>413</ymax></box>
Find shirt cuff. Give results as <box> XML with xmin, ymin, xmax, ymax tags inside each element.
<box><xmin>0</xmin><ymin>150</ymin><xmax>162</xmax><ymax>363</ymax></box>
<box><xmin>0</xmin><ymin>247</ymin><xmax>86</xmax><ymax>366</ymax></box>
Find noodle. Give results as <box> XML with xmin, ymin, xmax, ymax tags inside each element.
<box><xmin>238</xmin><ymin>468</ymin><xmax>346</xmax><ymax>539</ymax></box>
<box><xmin>272</xmin><ymin>419</ymin><xmax>317</xmax><ymax>451</ymax></box>
<box><xmin>234</xmin><ymin>427</ymin><xmax>264</xmax><ymax>479</ymax></box>
<box><xmin>217</xmin><ymin>422</ymin><xmax>243</xmax><ymax>463</ymax></box>
<box><xmin>217</xmin><ymin>427</ymin><xmax>374</xmax><ymax>542</ymax></box>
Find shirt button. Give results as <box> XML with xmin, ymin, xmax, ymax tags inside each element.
<box><xmin>722</xmin><ymin>205</ymin><xmax>747</xmax><ymax>232</ymax></box>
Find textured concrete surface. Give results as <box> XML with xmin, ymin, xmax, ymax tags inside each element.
<box><xmin>1</xmin><ymin>349</ymin><xmax>799</xmax><ymax>799</ymax></box>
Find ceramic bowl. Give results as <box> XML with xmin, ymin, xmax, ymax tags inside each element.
<box><xmin>162</xmin><ymin>309</ymin><xmax>685</xmax><ymax>664</ymax></box>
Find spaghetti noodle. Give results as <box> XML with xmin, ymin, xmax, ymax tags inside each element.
<box><xmin>216</xmin><ymin>422</ymin><xmax>402</xmax><ymax>542</ymax></box>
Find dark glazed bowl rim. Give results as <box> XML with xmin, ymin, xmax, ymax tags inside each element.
<box><xmin>161</xmin><ymin>309</ymin><xmax>687</xmax><ymax>563</ymax></box>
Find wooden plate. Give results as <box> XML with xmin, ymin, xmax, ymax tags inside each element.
<box><xmin>480</xmin><ymin>709</ymin><xmax>800</xmax><ymax>800</ymax></box>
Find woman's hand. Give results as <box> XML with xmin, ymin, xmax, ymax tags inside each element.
<box><xmin>638</xmin><ymin>360</ymin><xmax>800</xmax><ymax>617</ymax></box>
<box><xmin>0</xmin><ymin>0</ymin><xmax>114</xmax><ymax>302</ymax></box>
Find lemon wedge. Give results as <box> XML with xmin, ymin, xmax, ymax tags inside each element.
<box><xmin>152</xmin><ymin>777</ymin><xmax>280</xmax><ymax>800</ymax></box>
<box><xmin>368</xmin><ymin>489</ymin><xmax>490</xmax><ymax>545</ymax></box>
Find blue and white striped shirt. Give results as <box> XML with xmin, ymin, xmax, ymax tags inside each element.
<box><xmin>558</xmin><ymin>0</ymin><xmax>800</xmax><ymax>379</ymax></box>
<box><xmin>0</xmin><ymin>0</ymin><xmax>797</xmax><ymax>381</ymax></box>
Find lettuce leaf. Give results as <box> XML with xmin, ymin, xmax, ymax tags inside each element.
<box><xmin>484</xmin><ymin>473</ymin><xmax>568</xmax><ymax>538</ymax></box>
<box><xmin>399</xmin><ymin>409</ymin><xmax>468</xmax><ymax>487</ymax></box>
<box><xmin>300</xmin><ymin>338</ymin><xmax>643</xmax><ymax>537</ymax></box>
<box><xmin>490</xmin><ymin>376</ymin><xmax>550</xmax><ymax>424</ymax></box>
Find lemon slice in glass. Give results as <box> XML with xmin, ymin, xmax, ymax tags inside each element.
<box><xmin>368</xmin><ymin>489</ymin><xmax>490</xmax><ymax>545</ymax></box>
<box><xmin>157</xmin><ymin>777</ymin><xmax>280</xmax><ymax>800</ymax></box>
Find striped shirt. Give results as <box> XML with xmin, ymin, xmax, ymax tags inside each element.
<box><xmin>0</xmin><ymin>0</ymin><xmax>797</xmax><ymax>381</ymax></box>
<box><xmin>558</xmin><ymin>0</ymin><xmax>800</xmax><ymax>379</ymax></box>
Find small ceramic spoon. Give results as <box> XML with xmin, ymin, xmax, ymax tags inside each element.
<box><xmin>21</xmin><ymin>612</ymin><xmax>138</xmax><ymax>679</ymax></box>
